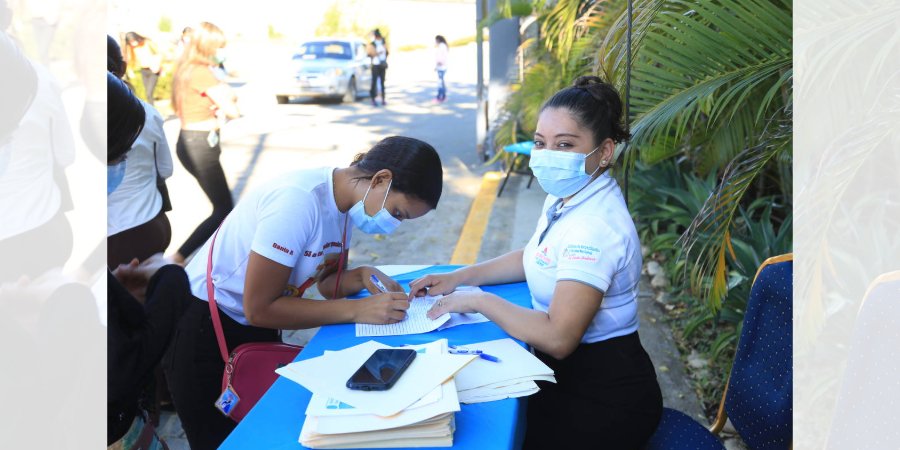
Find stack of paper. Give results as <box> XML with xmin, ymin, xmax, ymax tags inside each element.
<box><xmin>356</xmin><ymin>287</ymin><xmax>491</xmax><ymax>337</ymax></box>
<box><xmin>453</xmin><ymin>338</ymin><xmax>556</xmax><ymax>404</ymax></box>
<box><xmin>276</xmin><ymin>340</ymin><xmax>476</xmax><ymax>448</ymax></box>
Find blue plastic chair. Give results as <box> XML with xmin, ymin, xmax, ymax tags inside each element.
<box><xmin>646</xmin><ymin>254</ymin><xmax>793</xmax><ymax>450</ymax></box>
<box><xmin>497</xmin><ymin>141</ymin><xmax>535</xmax><ymax>197</ymax></box>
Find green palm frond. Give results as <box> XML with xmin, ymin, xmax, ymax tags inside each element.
<box><xmin>678</xmin><ymin>112</ymin><xmax>792</xmax><ymax>310</ymax></box>
<box><xmin>601</xmin><ymin>0</ymin><xmax>792</xmax><ymax>169</ymax></box>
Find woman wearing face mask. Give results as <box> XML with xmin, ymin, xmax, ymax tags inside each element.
<box><xmin>164</xmin><ymin>135</ymin><xmax>443</xmax><ymax>450</ymax></box>
<box><xmin>170</xmin><ymin>21</ymin><xmax>239</xmax><ymax>265</ymax></box>
<box><xmin>410</xmin><ymin>76</ymin><xmax>662</xmax><ymax>449</ymax></box>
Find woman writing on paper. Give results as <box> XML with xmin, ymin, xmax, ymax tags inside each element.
<box><xmin>165</xmin><ymin>136</ymin><xmax>444</xmax><ymax>450</ymax></box>
<box><xmin>411</xmin><ymin>76</ymin><xmax>663</xmax><ymax>449</ymax></box>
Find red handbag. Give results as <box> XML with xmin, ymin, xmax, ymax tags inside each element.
<box><xmin>206</xmin><ymin>227</ymin><xmax>303</xmax><ymax>423</ymax></box>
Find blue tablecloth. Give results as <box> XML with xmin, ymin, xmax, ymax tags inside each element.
<box><xmin>220</xmin><ymin>265</ymin><xmax>533</xmax><ymax>450</ymax></box>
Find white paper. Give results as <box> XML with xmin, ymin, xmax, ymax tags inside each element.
<box><xmin>453</xmin><ymin>338</ymin><xmax>555</xmax><ymax>391</ymax></box>
<box><xmin>314</xmin><ymin>379</ymin><xmax>461</xmax><ymax>434</ymax></box>
<box><xmin>277</xmin><ymin>340</ymin><xmax>476</xmax><ymax>417</ymax></box>
<box><xmin>356</xmin><ymin>296</ymin><xmax>451</xmax><ymax>337</ymax></box>
<box><xmin>458</xmin><ymin>380</ymin><xmax>540</xmax><ymax>404</ymax></box>
<box><xmin>356</xmin><ymin>286</ymin><xmax>490</xmax><ymax>337</ymax></box>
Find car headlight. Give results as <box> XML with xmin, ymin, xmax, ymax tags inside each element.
<box><xmin>326</xmin><ymin>68</ymin><xmax>344</xmax><ymax>77</ymax></box>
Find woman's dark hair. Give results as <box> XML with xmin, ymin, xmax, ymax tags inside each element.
<box><xmin>541</xmin><ymin>76</ymin><xmax>630</xmax><ymax>145</ymax></box>
<box><xmin>435</xmin><ymin>35</ymin><xmax>447</xmax><ymax>45</ymax></box>
<box><xmin>373</xmin><ymin>29</ymin><xmax>383</xmax><ymax>39</ymax></box>
<box><xmin>125</xmin><ymin>31</ymin><xmax>145</xmax><ymax>45</ymax></box>
<box><xmin>107</xmin><ymin>35</ymin><xmax>126</xmax><ymax>78</ymax></box>
<box><xmin>0</xmin><ymin>31</ymin><xmax>37</xmax><ymax>143</ymax></box>
<box><xmin>351</xmin><ymin>136</ymin><xmax>443</xmax><ymax>209</ymax></box>
<box><xmin>107</xmin><ymin>72</ymin><xmax>145</xmax><ymax>162</ymax></box>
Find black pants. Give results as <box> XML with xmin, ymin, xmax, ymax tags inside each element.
<box><xmin>140</xmin><ymin>68</ymin><xmax>159</xmax><ymax>105</ymax></box>
<box><xmin>370</xmin><ymin>64</ymin><xmax>386</xmax><ymax>100</ymax></box>
<box><xmin>108</xmin><ymin>266</ymin><xmax>191</xmax><ymax>443</ymax></box>
<box><xmin>524</xmin><ymin>332</ymin><xmax>663</xmax><ymax>450</ymax></box>
<box><xmin>175</xmin><ymin>130</ymin><xmax>233</xmax><ymax>259</ymax></box>
<box><xmin>163</xmin><ymin>297</ymin><xmax>280</xmax><ymax>450</ymax></box>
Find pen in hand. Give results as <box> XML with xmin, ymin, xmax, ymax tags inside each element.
<box><xmin>370</xmin><ymin>275</ymin><xmax>390</xmax><ymax>294</ymax></box>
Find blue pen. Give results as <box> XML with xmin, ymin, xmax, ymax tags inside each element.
<box><xmin>449</xmin><ymin>346</ymin><xmax>501</xmax><ymax>363</ymax></box>
<box><xmin>370</xmin><ymin>275</ymin><xmax>390</xmax><ymax>293</ymax></box>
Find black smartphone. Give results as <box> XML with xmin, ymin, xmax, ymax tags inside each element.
<box><xmin>346</xmin><ymin>349</ymin><xmax>417</xmax><ymax>391</ymax></box>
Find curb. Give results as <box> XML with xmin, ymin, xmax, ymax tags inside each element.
<box><xmin>450</xmin><ymin>171</ymin><xmax>503</xmax><ymax>265</ymax></box>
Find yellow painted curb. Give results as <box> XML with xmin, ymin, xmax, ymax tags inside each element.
<box><xmin>450</xmin><ymin>171</ymin><xmax>504</xmax><ymax>265</ymax></box>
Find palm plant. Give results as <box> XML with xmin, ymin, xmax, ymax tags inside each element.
<box><xmin>600</xmin><ymin>0</ymin><xmax>793</xmax><ymax>310</ymax></box>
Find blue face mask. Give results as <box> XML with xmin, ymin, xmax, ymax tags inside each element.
<box><xmin>108</xmin><ymin>159</ymin><xmax>127</xmax><ymax>195</ymax></box>
<box><xmin>529</xmin><ymin>147</ymin><xmax>600</xmax><ymax>198</ymax></box>
<box><xmin>349</xmin><ymin>179</ymin><xmax>401</xmax><ymax>235</ymax></box>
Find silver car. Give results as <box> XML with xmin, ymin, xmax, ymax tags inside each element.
<box><xmin>276</xmin><ymin>38</ymin><xmax>372</xmax><ymax>104</ymax></box>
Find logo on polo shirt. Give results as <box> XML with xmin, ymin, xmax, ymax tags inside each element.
<box><xmin>272</xmin><ymin>242</ymin><xmax>294</xmax><ymax>256</ymax></box>
<box><xmin>535</xmin><ymin>246</ymin><xmax>552</xmax><ymax>267</ymax></box>
<box><xmin>562</xmin><ymin>244</ymin><xmax>601</xmax><ymax>263</ymax></box>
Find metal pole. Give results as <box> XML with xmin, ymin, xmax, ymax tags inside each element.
<box><xmin>475</xmin><ymin>0</ymin><xmax>487</xmax><ymax>161</ymax></box>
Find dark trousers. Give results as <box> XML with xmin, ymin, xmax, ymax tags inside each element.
<box><xmin>163</xmin><ymin>297</ymin><xmax>280</xmax><ymax>450</ymax></box>
<box><xmin>108</xmin><ymin>209</ymin><xmax>172</xmax><ymax>268</ymax></box>
<box><xmin>370</xmin><ymin>64</ymin><xmax>386</xmax><ymax>100</ymax></box>
<box><xmin>175</xmin><ymin>130</ymin><xmax>233</xmax><ymax>259</ymax></box>
<box><xmin>436</xmin><ymin>69</ymin><xmax>447</xmax><ymax>100</ymax></box>
<box><xmin>140</xmin><ymin>68</ymin><xmax>159</xmax><ymax>105</ymax></box>
<box><xmin>524</xmin><ymin>331</ymin><xmax>663</xmax><ymax>450</ymax></box>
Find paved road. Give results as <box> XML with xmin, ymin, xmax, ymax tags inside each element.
<box><xmin>164</xmin><ymin>44</ymin><xmax>486</xmax><ymax>271</ymax></box>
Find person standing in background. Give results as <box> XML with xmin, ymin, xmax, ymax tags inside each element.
<box><xmin>368</xmin><ymin>28</ymin><xmax>388</xmax><ymax>106</ymax></box>
<box><xmin>434</xmin><ymin>35</ymin><xmax>449</xmax><ymax>103</ymax></box>
<box><xmin>169</xmin><ymin>21</ymin><xmax>240</xmax><ymax>265</ymax></box>
<box><xmin>107</xmin><ymin>35</ymin><xmax>174</xmax><ymax>269</ymax></box>
<box><xmin>125</xmin><ymin>31</ymin><xmax>162</xmax><ymax>105</ymax></box>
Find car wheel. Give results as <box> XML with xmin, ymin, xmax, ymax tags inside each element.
<box><xmin>276</xmin><ymin>95</ymin><xmax>290</xmax><ymax>104</ymax></box>
<box><xmin>341</xmin><ymin>77</ymin><xmax>357</xmax><ymax>103</ymax></box>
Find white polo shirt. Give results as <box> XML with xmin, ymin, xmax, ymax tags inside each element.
<box><xmin>185</xmin><ymin>167</ymin><xmax>350</xmax><ymax>325</ymax></box>
<box><xmin>522</xmin><ymin>171</ymin><xmax>642</xmax><ymax>343</ymax></box>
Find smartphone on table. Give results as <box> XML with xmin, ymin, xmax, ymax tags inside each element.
<box><xmin>346</xmin><ymin>349</ymin><xmax>416</xmax><ymax>391</ymax></box>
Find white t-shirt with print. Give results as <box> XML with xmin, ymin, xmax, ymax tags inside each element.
<box><xmin>522</xmin><ymin>172</ymin><xmax>642</xmax><ymax>343</ymax></box>
<box><xmin>184</xmin><ymin>167</ymin><xmax>350</xmax><ymax>325</ymax></box>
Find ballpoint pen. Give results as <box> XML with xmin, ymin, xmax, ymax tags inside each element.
<box><xmin>448</xmin><ymin>346</ymin><xmax>501</xmax><ymax>363</ymax></box>
<box><xmin>370</xmin><ymin>275</ymin><xmax>390</xmax><ymax>293</ymax></box>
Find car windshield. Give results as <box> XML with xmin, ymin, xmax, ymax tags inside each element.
<box><xmin>294</xmin><ymin>41</ymin><xmax>353</xmax><ymax>60</ymax></box>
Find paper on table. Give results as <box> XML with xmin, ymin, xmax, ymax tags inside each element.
<box><xmin>458</xmin><ymin>380</ymin><xmax>540</xmax><ymax>404</ymax></box>
<box><xmin>356</xmin><ymin>286</ymin><xmax>490</xmax><ymax>336</ymax></box>
<box><xmin>356</xmin><ymin>296</ymin><xmax>450</xmax><ymax>337</ymax></box>
<box><xmin>313</xmin><ymin>378</ymin><xmax>461</xmax><ymax>434</ymax></box>
<box><xmin>453</xmin><ymin>338</ymin><xmax>555</xmax><ymax>391</ymax></box>
<box><xmin>277</xmin><ymin>340</ymin><xmax>476</xmax><ymax>417</ymax></box>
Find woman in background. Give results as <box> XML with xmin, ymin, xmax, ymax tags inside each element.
<box><xmin>170</xmin><ymin>21</ymin><xmax>239</xmax><ymax>264</ymax></box>
<box><xmin>107</xmin><ymin>35</ymin><xmax>174</xmax><ymax>268</ymax></box>
<box><xmin>434</xmin><ymin>35</ymin><xmax>449</xmax><ymax>103</ymax></box>
<box><xmin>124</xmin><ymin>31</ymin><xmax>162</xmax><ymax>105</ymax></box>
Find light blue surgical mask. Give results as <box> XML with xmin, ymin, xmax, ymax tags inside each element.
<box><xmin>108</xmin><ymin>159</ymin><xmax>127</xmax><ymax>195</ymax></box>
<box><xmin>349</xmin><ymin>179</ymin><xmax>401</xmax><ymax>235</ymax></box>
<box><xmin>529</xmin><ymin>147</ymin><xmax>601</xmax><ymax>198</ymax></box>
<box><xmin>214</xmin><ymin>48</ymin><xmax>227</xmax><ymax>65</ymax></box>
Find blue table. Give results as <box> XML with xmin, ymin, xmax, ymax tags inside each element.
<box><xmin>220</xmin><ymin>265</ymin><xmax>533</xmax><ymax>450</ymax></box>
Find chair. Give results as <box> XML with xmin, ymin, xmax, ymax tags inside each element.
<box><xmin>496</xmin><ymin>141</ymin><xmax>535</xmax><ymax>197</ymax></box>
<box><xmin>645</xmin><ymin>254</ymin><xmax>793</xmax><ymax>450</ymax></box>
<box><xmin>825</xmin><ymin>271</ymin><xmax>900</xmax><ymax>449</ymax></box>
